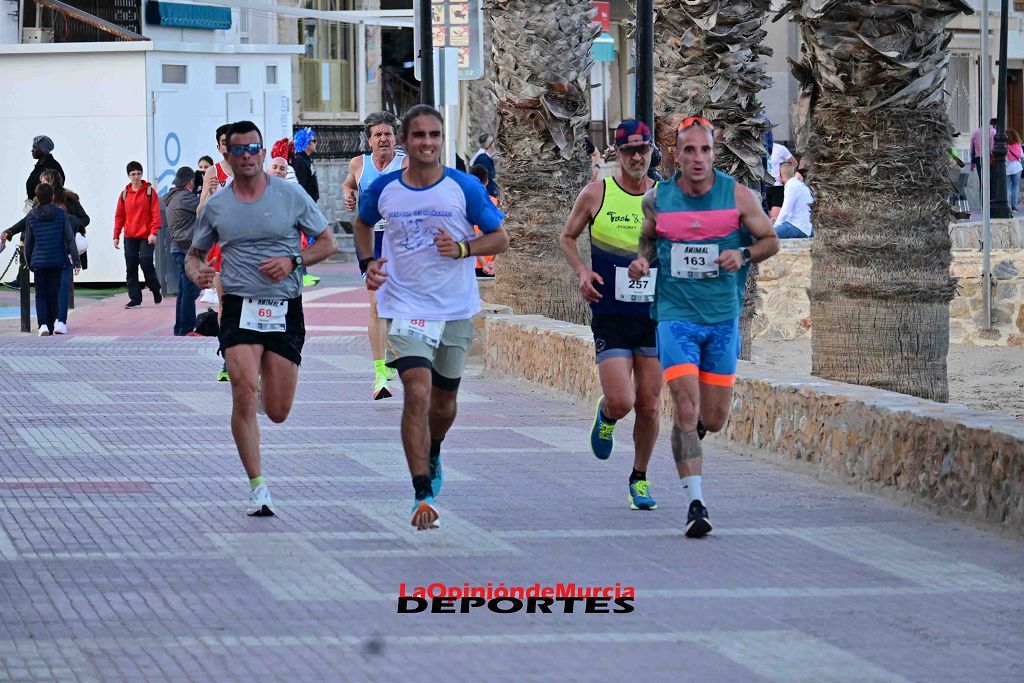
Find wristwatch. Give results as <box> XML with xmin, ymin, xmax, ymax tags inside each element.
<box><xmin>291</xmin><ymin>253</ymin><xmax>304</xmax><ymax>269</ymax></box>
<box><xmin>741</xmin><ymin>247</ymin><xmax>751</xmax><ymax>266</ymax></box>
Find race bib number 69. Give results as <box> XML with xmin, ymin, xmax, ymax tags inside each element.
<box><xmin>240</xmin><ymin>298</ymin><xmax>288</xmax><ymax>333</ymax></box>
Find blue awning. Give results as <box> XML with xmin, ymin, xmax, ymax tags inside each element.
<box><xmin>145</xmin><ymin>1</ymin><xmax>232</xmax><ymax>30</ymax></box>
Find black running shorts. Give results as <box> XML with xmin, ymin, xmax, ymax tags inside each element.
<box><xmin>218</xmin><ymin>294</ymin><xmax>305</xmax><ymax>366</ymax></box>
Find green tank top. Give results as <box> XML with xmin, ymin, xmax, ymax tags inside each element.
<box><xmin>589</xmin><ymin>177</ymin><xmax>650</xmax><ymax>316</ymax></box>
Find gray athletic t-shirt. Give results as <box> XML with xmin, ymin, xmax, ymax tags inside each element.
<box><xmin>193</xmin><ymin>175</ymin><xmax>328</xmax><ymax>299</ymax></box>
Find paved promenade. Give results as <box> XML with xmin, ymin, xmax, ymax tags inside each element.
<box><xmin>0</xmin><ymin>266</ymin><xmax>1022</xmax><ymax>681</ymax></box>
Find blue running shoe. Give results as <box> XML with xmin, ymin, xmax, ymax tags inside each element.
<box><xmin>629</xmin><ymin>480</ymin><xmax>657</xmax><ymax>510</ymax></box>
<box><xmin>430</xmin><ymin>453</ymin><xmax>443</xmax><ymax>497</ymax></box>
<box><xmin>590</xmin><ymin>396</ymin><xmax>615</xmax><ymax>460</ymax></box>
<box><xmin>411</xmin><ymin>496</ymin><xmax>440</xmax><ymax>530</ymax></box>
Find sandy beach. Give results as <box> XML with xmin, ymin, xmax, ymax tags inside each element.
<box><xmin>750</xmin><ymin>339</ymin><xmax>1024</xmax><ymax>419</ymax></box>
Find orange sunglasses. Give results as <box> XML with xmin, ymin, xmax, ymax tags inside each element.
<box><xmin>678</xmin><ymin>116</ymin><xmax>713</xmax><ymax>131</ymax></box>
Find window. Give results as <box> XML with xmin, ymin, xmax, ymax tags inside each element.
<box><xmin>216</xmin><ymin>65</ymin><xmax>241</xmax><ymax>85</ymax></box>
<box><xmin>238</xmin><ymin>8</ymin><xmax>251</xmax><ymax>44</ymax></box>
<box><xmin>162</xmin><ymin>64</ymin><xmax>187</xmax><ymax>84</ymax></box>
<box><xmin>298</xmin><ymin>0</ymin><xmax>357</xmax><ymax>114</ymax></box>
<box><xmin>266</xmin><ymin>64</ymin><xmax>278</xmax><ymax>85</ymax></box>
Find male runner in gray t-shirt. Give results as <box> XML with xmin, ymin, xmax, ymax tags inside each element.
<box><xmin>187</xmin><ymin>120</ymin><xmax>336</xmax><ymax>517</ymax></box>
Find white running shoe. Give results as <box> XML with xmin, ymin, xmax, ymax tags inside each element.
<box><xmin>37</xmin><ymin>325</ymin><xmax>50</xmax><ymax>337</ymax></box>
<box><xmin>54</xmin><ymin>322</ymin><xmax>67</xmax><ymax>335</ymax></box>
<box><xmin>247</xmin><ymin>483</ymin><xmax>275</xmax><ymax>516</ymax></box>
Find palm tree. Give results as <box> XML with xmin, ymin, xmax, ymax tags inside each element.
<box><xmin>643</xmin><ymin>0</ymin><xmax>774</xmax><ymax>358</ymax></box>
<box><xmin>485</xmin><ymin>0</ymin><xmax>599</xmax><ymax>324</ymax></box>
<box><xmin>778</xmin><ymin>0</ymin><xmax>970</xmax><ymax>401</ymax></box>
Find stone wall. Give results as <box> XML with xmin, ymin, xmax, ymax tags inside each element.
<box><xmin>755</xmin><ymin>244</ymin><xmax>1024</xmax><ymax>346</ymax></box>
<box><xmin>481</xmin><ymin>314</ymin><xmax>1024</xmax><ymax>533</ymax></box>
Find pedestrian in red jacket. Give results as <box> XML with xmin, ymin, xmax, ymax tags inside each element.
<box><xmin>113</xmin><ymin>160</ymin><xmax>163</xmax><ymax>309</ymax></box>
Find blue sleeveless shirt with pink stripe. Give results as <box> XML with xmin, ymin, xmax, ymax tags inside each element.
<box><xmin>653</xmin><ymin>169</ymin><xmax>741</xmax><ymax>324</ymax></box>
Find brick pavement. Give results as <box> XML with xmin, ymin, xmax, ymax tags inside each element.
<box><xmin>0</xmin><ymin>287</ymin><xmax>1022</xmax><ymax>680</ymax></box>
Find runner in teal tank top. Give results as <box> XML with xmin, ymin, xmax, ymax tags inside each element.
<box><xmin>628</xmin><ymin>116</ymin><xmax>780</xmax><ymax>538</ymax></box>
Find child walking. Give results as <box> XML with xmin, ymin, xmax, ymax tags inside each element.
<box><xmin>24</xmin><ymin>183</ymin><xmax>80</xmax><ymax>336</ymax></box>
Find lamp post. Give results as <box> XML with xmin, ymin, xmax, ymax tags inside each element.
<box><xmin>635</xmin><ymin>0</ymin><xmax>654</xmax><ymax>131</ymax></box>
<box><xmin>991</xmin><ymin>0</ymin><xmax>1011</xmax><ymax>218</ymax></box>
<box><xmin>418</xmin><ymin>0</ymin><xmax>434</xmax><ymax>105</ymax></box>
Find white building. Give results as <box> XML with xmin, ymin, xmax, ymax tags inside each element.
<box><xmin>0</xmin><ymin>0</ymin><xmax>299</xmax><ymax>284</ymax></box>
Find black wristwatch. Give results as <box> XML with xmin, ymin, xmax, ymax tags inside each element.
<box><xmin>741</xmin><ymin>247</ymin><xmax>752</xmax><ymax>266</ymax></box>
<box><xmin>291</xmin><ymin>253</ymin><xmax>304</xmax><ymax>269</ymax></box>
<box><xmin>358</xmin><ymin>256</ymin><xmax>375</xmax><ymax>274</ymax></box>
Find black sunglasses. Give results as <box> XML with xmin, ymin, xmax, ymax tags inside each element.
<box><xmin>228</xmin><ymin>143</ymin><xmax>263</xmax><ymax>157</ymax></box>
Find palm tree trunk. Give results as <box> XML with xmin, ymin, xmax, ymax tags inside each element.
<box><xmin>639</xmin><ymin>0</ymin><xmax>773</xmax><ymax>359</ymax></box>
<box><xmin>781</xmin><ymin>0</ymin><xmax>970</xmax><ymax>401</ymax></box>
<box><xmin>485</xmin><ymin>0</ymin><xmax>599</xmax><ymax>324</ymax></box>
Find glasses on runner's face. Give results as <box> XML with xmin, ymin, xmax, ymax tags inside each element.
<box><xmin>619</xmin><ymin>144</ymin><xmax>652</xmax><ymax>157</ymax></box>
<box><xmin>228</xmin><ymin>143</ymin><xmax>263</xmax><ymax>157</ymax></box>
<box><xmin>678</xmin><ymin>116</ymin><xmax>713</xmax><ymax>131</ymax></box>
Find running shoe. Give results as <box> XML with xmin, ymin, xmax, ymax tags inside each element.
<box><xmin>302</xmin><ymin>274</ymin><xmax>321</xmax><ymax>287</ymax></box>
<box><xmin>372</xmin><ymin>376</ymin><xmax>392</xmax><ymax>400</ymax></box>
<box><xmin>54</xmin><ymin>322</ymin><xmax>67</xmax><ymax>335</ymax></box>
<box><xmin>124</xmin><ymin>301</ymin><xmax>142</xmax><ymax>309</ymax></box>
<box><xmin>684</xmin><ymin>499</ymin><xmax>712</xmax><ymax>538</ymax></box>
<box><xmin>628</xmin><ymin>479</ymin><xmax>657</xmax><ymax>510</ymax></box>
<box><xmin>589</xmin><ymin>396</ymin><xmax>615</xmax><ymax>460</ymax></box>
<box><xmin>37</xmin><ymin>325</ymin><xmax>50</xmax><ymax>337</ymax></box>
<box><xmin>217</xmin><ymin>365</ymin><xmax>230</xmax><ymax>382</ymax></box>
<box><xmin>153</xmin><ymin>288</ymin><xmax>163</xmax><ymax>305</ymax></box>
<box><xmin>410</xmin><ymin>496</ymin><xmax>440</xmax><ymax>530</ymax></box>
<box><xmin>430</xmin><ymin>453</ymin><xmax>443</xmax><ymax>498</ymax></box>
<box><xmin>247</xmin><ymin>483</ymin><xmax>275</xmax><ymax>517</ymax></box>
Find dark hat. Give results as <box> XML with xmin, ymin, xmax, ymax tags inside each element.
<box><xmin>172</xmin><ymin>166</ymin><xmax>195</xmax><ymax>187</ymax></box>
<box><xmin>614</xmin><ymin>119</ymin><xmax>652</xmax><ymax>147</ymax></box>
<box><xmin>32</xmin><ymin>135</ymin><xmax>54</xmax><ymax>154</ymax></box>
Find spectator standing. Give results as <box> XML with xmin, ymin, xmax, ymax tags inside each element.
<box><xmin>195</xmin><ymin>155</ymin><xmax>214</xmax><ymax>194</ymax></box>
<box><xmin>469</xmin><ymin>132</ymin><xmax>500</xmax><ymax>198</ymax></box>
<box><xmin>24</xmin><ymin>183</ymin><xmax>80</xmax><ymax>336</ymax></box>
<box><xmin>113</xmin><ymin>161</ymin><xmax>162</xmax><ymax>309</ymax></box>
<box><xmin>970</xmin><ymin>118</ymin><xmax>997</xmax><ymax>189</ymax></box>
<box><xmin>1006</xmin><ymin>129</ymin><xmax>1022</xmax><ymax>213</ymax></box>
<box><xmin>774</xmin><ymin>162</ymin><xmax>814</xmax><ymax>238</ymax></box>
<box><xmin>25</xmin><ymin>136</ymin><xmax>64</xmax><ymax>213</ymax></box>
<box><xmin>164</xmin><ymin>166</ymin><xmax>201</xmax><ymax>335</ymax></box>
<box><xmin>292</xmin><ymin>127</ymin><xmax>319</xmax><ymax>202</ymax></box>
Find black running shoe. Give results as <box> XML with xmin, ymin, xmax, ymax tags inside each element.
<box><xmin>697</xmin><ymin>419</ymin><xmax>707</xmax><ymax>441</ymax></box>
<box><xmin>124</xmin><ymin>301</ymin><xmax>142</xmax><ymax>309</ymax></box>
<box><xmin>153</xmin><ymin>288</ymin><xmax>163</xmax><ymax>305</ymax></box>
<box><xmin>685</xmin><ymin>499</ymin><xmax>712</xmax><ymax>538</ymax></box>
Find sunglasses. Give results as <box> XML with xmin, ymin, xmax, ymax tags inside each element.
<box><xmin>618</xmin><ymin>144</ymin><xmax>652</xmax><ymax>157</ymax></box>
<box><xmin>678</xmin><ymin>116</ymin><xmax>713</xmax><ymax>131</ymax></box>
<box><xmin>228</xmin><ymin>143</ymin><xmax>263</xmax><ymax>157</ymax></box>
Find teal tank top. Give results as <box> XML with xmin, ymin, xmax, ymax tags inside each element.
<box><xmin>653</xmin><ymin>170</ymin><xmax>742</xmax><ymax>324</ymax></box>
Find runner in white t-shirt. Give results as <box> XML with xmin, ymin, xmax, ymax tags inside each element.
<box><xmin>354</xmin><ymin>105</ymin><xmax>509</xmax><ymax>530</ymax></box>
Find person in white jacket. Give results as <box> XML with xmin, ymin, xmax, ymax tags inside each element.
<box><xmin>773</xmin><ymin>162</ymin><xmax>814</xmax><ymax>238</ymax></box>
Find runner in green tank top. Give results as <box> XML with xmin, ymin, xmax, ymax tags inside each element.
<box><xmin>559</xmin><ymin>120</ymin><xmax>662</xmax><ymax>511</ymax></box>
<box><xmin>629</xmin><ymin>116</ymin><xmax>779</xmax><ymax>538</ymax></box>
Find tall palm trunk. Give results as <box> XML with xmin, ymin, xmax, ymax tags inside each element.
<box><xmin>780</xmin><ymin>0</ymin><xmax>969</xmax><ymax>401</ymax></box>
<box><xmin>641</xmin><ymin>0</ymin><xmax>773</xmax><ymax>359</ymax></box>
<box><xmin>486</xmin><ymin>0</ymin><xmax>598</xmax><ymax>324</ymax></box>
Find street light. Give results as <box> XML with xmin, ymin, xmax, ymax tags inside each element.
<box><xmin>991</xmin><ymin>0</ymin><xmax>1011</xmax><ymax>218</ymax></box>
<box><xmin>635</xmin><ymin>0</ymin><xmax>654</xmax><ymax>131</ymax></box>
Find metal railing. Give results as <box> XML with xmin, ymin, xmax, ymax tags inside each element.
<box><xmin>382</xmin><ymin>66</ymin><xmax>421</xmax><ymax>119</ymax></box>
<box><xmin>292</xmin><ymin>123</ymin><xmax>367</xmax><ymax>160</ymax></box>
<box><xmin>25</xmin><ymin>0</ymin><xmax>145</xmax><ymax>42</ymax></box>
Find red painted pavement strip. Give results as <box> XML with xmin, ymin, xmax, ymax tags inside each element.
<box><xmin>0</xmin><ymin>481</ymin><xmax>155</xmax><ymax>493</ymax></box>
<box><xmin>63</xmin><ymin>262</ymin><xmax>372</xmax><ymax>337</ymax></box>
